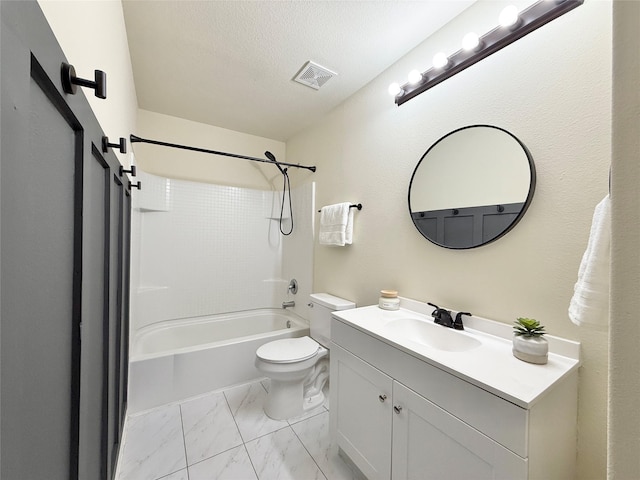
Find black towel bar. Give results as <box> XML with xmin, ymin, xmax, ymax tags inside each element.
<box><xmin>317</xmin><ymin>203</ymin><xmax>362</xmax><ymax>213</ymax></box>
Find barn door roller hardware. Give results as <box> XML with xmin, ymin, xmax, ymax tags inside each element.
<box><xmin>102</xmin><ymin>136</ymin><xmax>126</xmax><ymax>154</ymax></box>
<box><xmin>119</xmin><ymin>165</ymin><xmax>137</xmax><ymax>177</ymax></box>
<box><xmin>61</xmin><ymin>62</ymin><xmax>106</xmax><ymax>99</ymax></box>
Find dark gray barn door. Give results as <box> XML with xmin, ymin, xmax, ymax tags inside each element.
<box><xmin>1</xmin><ymin>2</ymin><xmax>132</xmax><ymax>479</ymax></box>
<box><xmin>1</xmin><ymin>48</ymin><xmax>82</xmax><ymax>480</ymax></box>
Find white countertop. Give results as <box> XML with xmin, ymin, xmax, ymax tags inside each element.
<box><xmin>331</xmin><ymin>298</ymin><xmax>581</xmax><ymax>408</ymax></box>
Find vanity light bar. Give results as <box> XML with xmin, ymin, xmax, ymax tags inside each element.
<box><xmin>392</xmin><ymin>0</ymin><xmax>584</xmax><ymax>106</ymax></box>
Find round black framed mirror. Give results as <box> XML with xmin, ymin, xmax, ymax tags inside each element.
<box><xmin>408</xmin><ymin>125</ymin><xmax>536</xmax><ymax>249</ymax></box>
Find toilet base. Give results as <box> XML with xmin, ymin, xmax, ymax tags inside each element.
<box><xmin>264</xmin><ymin>378</ymin><xmax>305</xmax><ymax>420</ymax></box>
<box><xmin>263</xmin><ymin>359</ymin><xmax>329</xmax><ymax>420</ymax></box>
<box><xmin>302</xmin><ymin>389</ymin><xmax>325</xmax><ymax>412</ymax></box>
<box><xmin>263</xmin><ymin>381</ymin><xmax>327</xmax><ymax>420</ymax></box>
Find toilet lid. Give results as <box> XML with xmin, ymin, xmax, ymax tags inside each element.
<box><xmin>256</xmin><ymin>337</ymin><xmax>320</xmax><ymax>363</ymax></box>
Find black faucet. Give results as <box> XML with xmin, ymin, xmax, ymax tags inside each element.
<box><xmin>453</xmin><ymin>312</ymin><xmax>472</xmax><ymax>330</ymax></box>
<box><xmin>428</xmin><ymin>302</ymin><xmax>454</xmax><ymax>328</ymax></box>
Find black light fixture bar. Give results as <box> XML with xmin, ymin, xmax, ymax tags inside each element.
<box><xmin>130</xmin><ymin>134</ymin><xmax>317</xmax><ymax>172</ymax></box>
<box><xmin>395</xmin><ymin>0</ymin><xmax>583</xmax><ymax>106</ymax></box>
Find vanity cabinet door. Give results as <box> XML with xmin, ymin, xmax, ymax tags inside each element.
<box><xmin>391</xmin><ymin>382</ymin><xmax>527</xmax><ymax>480</ymax></box>
<box><xmin>332</xmin><ymin>344</ymin><xmax>393</xmax><ymax>480</ymax></box>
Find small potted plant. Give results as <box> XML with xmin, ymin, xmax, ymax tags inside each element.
<box><xmin>512</xmin><ymin>317</ymin><xmax>548</xmax><ymax>364</ymax></box>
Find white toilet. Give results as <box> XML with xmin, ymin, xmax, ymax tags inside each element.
<box><xmin>255</xmin><ymin>293</ymin><xmax>355</xmax><ymax>420</ymax></box>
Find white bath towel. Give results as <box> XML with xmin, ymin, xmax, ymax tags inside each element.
<box><xmin>568</xmin><ymin>195</ymin><xmax>610</xmax><ymax>328</ymax></box>
<box><xmin>319</xmin><ymin>202</ymin><xmax>354</xmax><ymax>246</ymax></box>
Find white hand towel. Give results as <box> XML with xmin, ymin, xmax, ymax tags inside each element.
<box><xmin>319</xmin><ymin>203</ymin><xmax>353</xmax><ymax>246</ymax></box>
<box><xmin>568</xmin><ymin>195</ymin><xmax>610</xmax><ymax>328</ymax></box>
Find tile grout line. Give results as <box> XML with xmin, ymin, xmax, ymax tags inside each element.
<box><xmin>242</xmin><ymin>443</ymin><xmax>261</xmax><ymax>480</ymax></box>
<box><xmin>289</xmin><ymin>416</ymin><xmax>329</xmax><ymax>480</ymax></box>
<box><xmin>223</xmin><ymin>389</ymin><xmax>261</xmax><ymax>480</ymax></box>
<box><xmin>177</xmin><ymin>405</ymin><xmax>190</xmax><ymax>480</ymax></box>
<box><xmin>223</xmin><ymin>389</ymin><xmax>248</xmax><ymax>445</ymax></box>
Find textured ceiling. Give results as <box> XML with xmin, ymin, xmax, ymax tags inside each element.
<box><xmin>122</xmin><ymin>1</ymin><xmax>474</xmax><ymax>141</ymax></box>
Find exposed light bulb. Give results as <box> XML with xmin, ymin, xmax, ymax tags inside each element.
<box><xmin>388</xmin><ymin>82</ymin><xmax>402</xmax><ymax>96</ymax></box>
<box><xmin>432</xmin><ymin>52</ymin><xmax>449</xmax><ymax>69</ymax></box>
<box><xmin>499</xmin><ymin>5</ymin><xmax>520</xmax><ymax>27</ymax></box>
<box><xmin>407</xmin><ymin>70</ymin><xmax>423</xmax><ymax>85</ymax></box>
<box><xmin>462</xmin><ymin>32</ymin><xmax>480</xmax><ymax>51</ymax></box>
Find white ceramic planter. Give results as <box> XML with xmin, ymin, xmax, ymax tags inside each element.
<box><xmin>512</xmin><ymin>335</ymin><xmax>548</xmax><ymax>364</ymax></box>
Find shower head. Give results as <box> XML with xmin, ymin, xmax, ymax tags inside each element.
<box><xmin>265</xmin><ymin>151</ymin><xmax>285</xmax><ymax>174</ymax></box>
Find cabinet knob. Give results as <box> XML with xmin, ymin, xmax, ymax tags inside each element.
<box><xmin>378</xmin><ymin>394</ymin><xmax>387</xmax><ymax>403</ymax></box>
<box><xmin>394</xmin><ymin>405</ymin><xmax>402</xmax><ymax>414</ymax></box>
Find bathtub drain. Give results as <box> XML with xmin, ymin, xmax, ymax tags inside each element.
<box><xmin>286</xmin><ymin>320</ymin><xmax>291</xmax><ymax>328</ymax></box>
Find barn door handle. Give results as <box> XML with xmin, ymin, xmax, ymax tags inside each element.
<box><xmin>129</xmin><ymin>181</ymin><xmax>142</xmax><ymax>190</ymax></box>
<box><xmin>120</xmin><ymin>165</ymin><xmax>137</xmax><ymax>177</ymax></box>
<box><xmin>102</xmin><ymin>136</ymin><xmax>127</xmax><ymax>154</ymax></box>
<box><xmin>61</xmin><ymin>62</ymin><xmax>106</xmax><ymax>99</ymax></box>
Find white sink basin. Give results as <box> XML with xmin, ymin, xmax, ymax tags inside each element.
<box><xmin>383</xmin><ymin>317</ymin><xmax>482</xmax><ymax>352</ymax></box>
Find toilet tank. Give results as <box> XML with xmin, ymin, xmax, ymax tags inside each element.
<box><xmin>309</xmin><ymin>293</ymin><xmax>356</xmax><ymax>347</ymax></box>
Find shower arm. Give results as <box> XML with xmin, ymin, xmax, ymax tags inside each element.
<box><xmin>129</xmin><ymin>134</ymin><xmax>317</xmax><ymax>173</ymax></box>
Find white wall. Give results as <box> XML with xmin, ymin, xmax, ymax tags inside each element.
<box><xmin>38</xmin><ymin>0</ymin><xmax>138</xmax><ymax>168</ymax></box>
<box><xmin>287</xmin><ymin>1</ymin><xmax>611</xmax><ymax>478</ymax></box>
<box><xmin>135</xmin><ymin>109</ymin><xmax>286</xmax><ymax>189</ymax></box>
<box><xmin>609</xmin><ymin>1</ymin><xmax>640</xmax><ymax>477</ymax></box>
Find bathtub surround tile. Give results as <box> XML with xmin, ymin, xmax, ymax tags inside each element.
<box><xmin>117</xmin><ymin>404</ymin><xmax>186</xmax><ymax>480</ymax></box>
<box><xmin>245</xmin><ymin>427</ymin><xmax>327</xmax><ymax>480</ymax></box>
<box><xmin>291</xmin><ymin>411</ymin><xmax>364</xmax><ymax>480</ymax></box>
<box><xmin>224</xmin><ymin>382</ymin><xmax>289</xmax><ymax>442</ymax></box>
<box><xmin>188</xmin><ymin>445</ymin><xmax>258</xmax><ymax>480</ymax></box>
<box><xmin>135</xmin><ymin>176</ymin><xmax>312</xmax><ymax>326</ymax></box>
<box><xmin>180</xmin><ymin>391</ymin><xmax>243</xmax><ymax>465</ymax></box>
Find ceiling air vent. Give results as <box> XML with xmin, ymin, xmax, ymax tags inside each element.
<box><xmin>293</xmin><ymin>61</ymin><xmax>337</xmax><ymax>90</ymax></box>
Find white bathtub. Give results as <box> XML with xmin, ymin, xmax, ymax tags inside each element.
<box><xmin>128</xmin><ymin>309</ymin><xmax>309</xmax><ymax>413</ymax></box>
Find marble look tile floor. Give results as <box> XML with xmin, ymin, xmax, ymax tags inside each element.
<box><xmin>115</xmin><ymin>379</ymin><xmax>364</xmax><ymax>480</ymax></box>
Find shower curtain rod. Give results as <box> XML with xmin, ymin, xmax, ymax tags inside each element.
<box><xmin>129</xmin><ymin>134</ymin><xmax>317</xmax><ymax>173</ymax></box>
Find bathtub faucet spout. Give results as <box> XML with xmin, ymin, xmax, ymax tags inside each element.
<box><xmin>282</xmin><ymin>300</ymin><xmax>295</xmax><ymax>309</ymax></box>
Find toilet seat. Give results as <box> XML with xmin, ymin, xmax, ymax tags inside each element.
<box><xmin>256</xmin><ymin>337</ymin><xmax>320</xmax><ymax>364</ymax></box>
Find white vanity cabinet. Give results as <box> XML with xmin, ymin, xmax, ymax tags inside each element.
<box><xmin>331</xmin><ymin>344</ymin><xmax>526</xmax><ymax>480</ymax></box>
<box><xmin>330</xmin><ymin>308</ymin><xmax>579</xmax><ymax>480</ymax></box>
<box><xmin>332</xmin><ymin>344</ymin><xmax>393</xmax><ymax>479</ymax></box>
<box><xmin>392</xmin><ymin>380</ymin><xmax>526</xmax><ymax>480</ymax></box>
